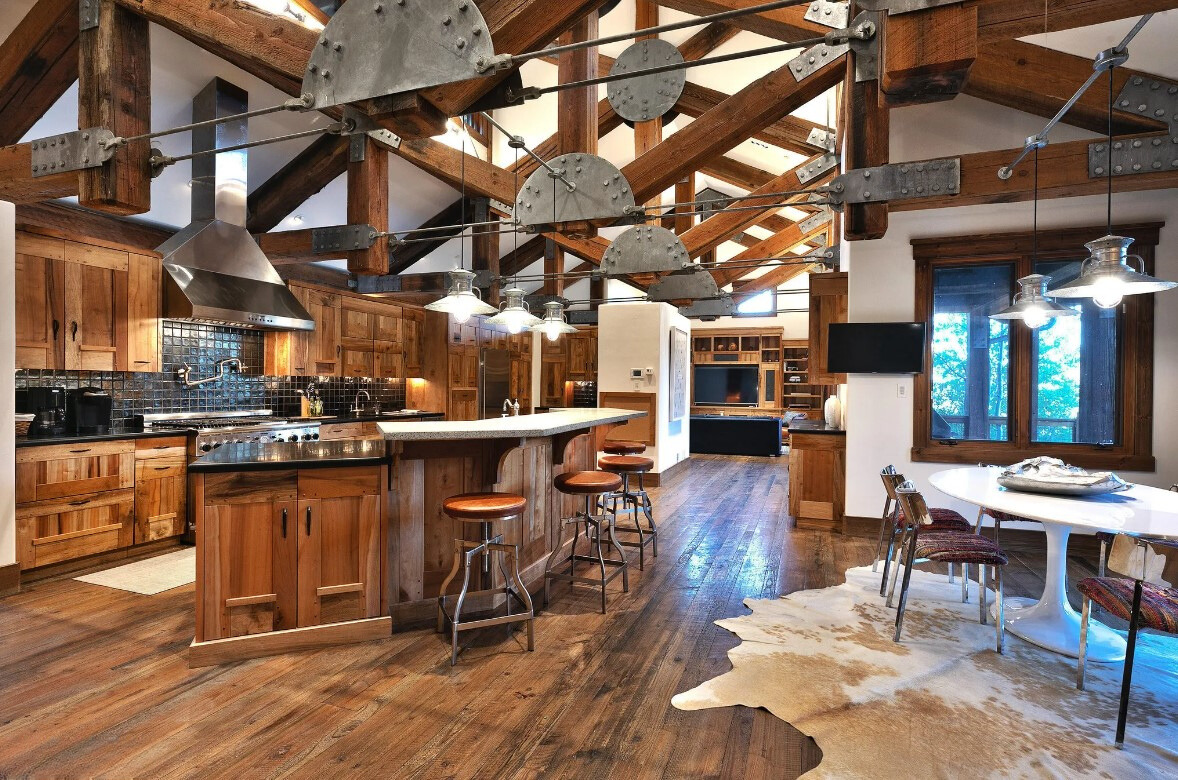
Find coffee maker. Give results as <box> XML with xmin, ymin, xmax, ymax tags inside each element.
<box><xmin>65</xmin><ymin>388</ymin><xmax>114</xmax><ymax>435</ymax></box>
<box><xmin>20</xmin><ymin>386</ymin><xmax>67</xmax><ymax>437</ymax></box>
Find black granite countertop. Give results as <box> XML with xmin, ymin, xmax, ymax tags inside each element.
<box><xmin>290</xmin><ymin>411</ymin><xmax>445</xmax><ymax>424</ymax></box>
<box><xmin>189</xmin><ymin>439</ymin><xmax>390</xmax><ymax>473</ymax></box>
<box><xmin>16</xmin><ymin>429</ymin><xmax>185</xmax><ymax>448</ymax></box>
<box><xmin>787</xmin><ymin>419</ymin><xmax>846</xmax><ymax>436</ymax></box>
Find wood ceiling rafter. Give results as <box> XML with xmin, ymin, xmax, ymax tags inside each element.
<box><xmin>715</xmin><ymin>216</ymin><xmax>832</xmax><ymax>288</ymax></box>
<box><xmin>247</xmin><ymin>135</ymin><xmax>350</xmax><ymax>234</ymax></box>
<box><xmin>0</xmin><ymin>0</ymin><xmax>78</xmax><ymax>146</ymax></box>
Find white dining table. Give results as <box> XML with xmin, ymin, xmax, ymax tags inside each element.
<box><xmin>929</xmin><ymin>466</ymin><xmax>1178</xmax><ymax>662</ymax></box>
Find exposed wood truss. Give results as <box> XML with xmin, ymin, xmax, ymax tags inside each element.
<box><xmin>0</xmin><ymin>0</ymin><xmax>77</xmax><ymax>146</ymax></box>
<box><xmin>247</xmin><ymin>135</ymin><xmax>349</xmax><ymax>234</ymax></box>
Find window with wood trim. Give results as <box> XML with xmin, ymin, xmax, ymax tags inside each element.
<box><xmin>911</xmin><ymin>223</ymin><xmax>1158</xmax><ymax>472</ymax></box>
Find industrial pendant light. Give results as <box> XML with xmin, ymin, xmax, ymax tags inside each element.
<box><xmin>485</xmin><ymin>285</ymin><xmax>542</xmax><ymax>334</ymax></box>
<box><xmin>531</xmin><ymin>301</ymin><xmax>578</xmax><ymax>341</ymax></box>
<box><xmin>990</xmin><ymin>274</ymin><xmax>1077</xmax><ymax>329</ymax></box>
<box><xmin>1048</xmin><ymin>61</ymin><xmax>1177</xmax><ymax>308</ymax></box>
<box><xmin>424</xmin><ymin>268</ymin><xmax>497</xmax><ymax>323</ymax></box>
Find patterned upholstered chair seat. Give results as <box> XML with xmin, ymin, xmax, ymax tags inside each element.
<box><xmin>910</xmin><ymin>532</ymin><xmax>1010</xmax><ymax>567</ymax></box>
<box><xmin>983</xmin><ymin>508</ymin><xmax>1034</xmax><ymax>524</ymax></box>
<box><xmin>1077</xmin><ymin>577</ymin><xmax>1178</xmax><ymax>634</ymax></box>
<box><xmin>898</xmin><ymin>507</ymin><xmax>972</xmax><ymax>532</ymax></box>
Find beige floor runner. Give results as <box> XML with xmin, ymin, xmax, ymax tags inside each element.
<box><xmin>673</xmin><ymin>566</ymin><xmax>1178</xmax><ymax>779</ymax></box>
<box><xmin>74</xmin><ymin>547</ymin><xmax>196</xmax><ymax>595</ymax></box>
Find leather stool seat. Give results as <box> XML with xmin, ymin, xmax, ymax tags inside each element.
<box><xmin>603</xmin><ymin>440</ymin><xmax>647</xmax><ymax>455</ymax></box>
<box><xmin>555</xmin><ymin>470</ymin><xmax>623</xmax><ymax>495</ymax></box>
<box><xmin>442</xmin><ymin>492</ymin><xmax>528</xmax><ymax>521</ymax></box>
<box><xmin>598</xmin><ymin>455</ymin><xmax>654</xmax><ymax>473</ymax></box>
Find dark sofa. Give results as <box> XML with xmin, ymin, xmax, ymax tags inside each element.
<box><xmin>690</xmin><ymin>414</ymin><xmax>783</xmax><ymax>457</ymax></box>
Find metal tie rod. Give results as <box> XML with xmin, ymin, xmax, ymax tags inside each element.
<box><xmin>628</xmin><ymin>186</ymin><xmax>832</xmax><ymax>215</ymax></box>
<box><xmin>150</xmin><ymin>122</ymin><xmax>344</xmax><ymax>169</ymax></box>
<box><xmin>479</xmin><ymin>112</ymin><xmax>576</xmax><ymax>192</ymax></box>
<box><xmin>503</xmin><ymin>0</ymin><xmax>815</xmax><ymax>68</ymax></box>
<box><xmin>997</xmin><ymin>13</ymin><xmax>1153</xmax><ymax>180</ymax></box>
<box><xmin>511</xmin><ymin>36</ymin><xmax>841</xmax><ymax>102</ymax></box>
<box><xmin>104</xmin><ymin>95</ymin><xmax>313</xmax><ymax>150</ymax></box>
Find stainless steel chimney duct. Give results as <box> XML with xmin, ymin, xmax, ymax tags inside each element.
<box><xmin>157</xmin><ymin>77</ymin><xmax>315</xmax><ymax>331</ymax></box>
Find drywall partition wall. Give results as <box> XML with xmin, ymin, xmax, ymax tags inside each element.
<box><xmin>1</xmin><ymin>201</ymin><xmax>14</xmax><ymax>569</ymax></box>
<box><xmin>842</xmin><ymin>190</ymin><xmax>1178</xmax><ymax>522</ymax></box>
<box><xmin>597</xmin><ymin>302</ymin><xmax>692</xmax><ymax>474</ymax></box>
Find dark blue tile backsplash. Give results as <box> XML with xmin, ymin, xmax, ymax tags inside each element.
<box><xmin>16</xmin><ymin>322</ymin><xmax>405</xmax><ymax>423</ymax></box>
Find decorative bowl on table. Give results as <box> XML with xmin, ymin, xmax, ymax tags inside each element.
<box><xmin>997</xmin><ymin>457</ymin><xmax>1130</xmax><ymax>496</ymax></box>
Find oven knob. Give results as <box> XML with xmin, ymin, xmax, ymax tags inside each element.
<box><xmin>212</xmin><ymin>441</ymin><xmax>223</xmax><ymax>448</ymax></box>
<box><xmin>302</xmin><ymin>434</ymin><xmax>313</xmax><ymax>441</ymax></box>
<box><xmin>311</xmin><ymin>433</ymin><xmax>319</xmax><ymax>440</ymax></box>
<box><xmin>200</xmin><ymin>443</ymin><xmax>212</xmax><ymax>452</ymax></box>
<box><xmin>287</xmin><ymin>434</ymin><xmax>299</xmax><ymax>442</ymax></box>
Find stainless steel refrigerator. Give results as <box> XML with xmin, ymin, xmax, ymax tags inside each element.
<box><xmin>479</xmin><ymin>348</ymin><xmax>512</xmax><ymax>419</ymax></box>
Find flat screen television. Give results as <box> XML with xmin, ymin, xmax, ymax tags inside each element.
<box><xmin>827</xmin><ymin>322</ymin><xmax>927</xmax><ymax>374</ymax></box>
<box><xmin>694</xmin><ymin>365</ymin><xmax>759</xmax><ymax>406</ymax></box>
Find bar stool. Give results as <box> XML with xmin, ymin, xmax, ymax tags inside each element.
<box><xmin>603</xmin><ymin>440</ymin><xmax>647</xmax><ymax>456</ymax></box>
<box><xmin>598</xmin><ymin>454</ymin><xmax>657</xmax><ymax>569</ymax></box>
<box><xmin>544</xmin><ymin>470</ymin><xmax>629</xmax><ymax>614</ymax></box>
<box><xmin>437</xmin><ymin>492</ymin><xmax>535</xmax><ymax>666</ymax></box>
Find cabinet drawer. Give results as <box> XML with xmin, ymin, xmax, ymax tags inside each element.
<box><xmin>16</xmin><ymin>444</ymin><xmax>134</xmax><ymax>504</ymax></box>
<box><xmin>319</xmin><ymin>423</ymin><xmax>365</xmax><ymax>440</ymax></box>
<box><xmin>135</xmin><ymin>471</ymin><xmax>186</xmax><ymax>544</ymax></box>
<box><xmin>16</xmin><ymin>489</ymin><xmax>135</xmax><ymax>569</ymax></box>
<box><xmin>135</xmin><ymin>437</ymin><xmax>187</xmax><ymax>460</ymax></box>
<box><xmin>136</xmin><ymin>456</ymin><xmax>185</xmax><ymax>480</ymax></box>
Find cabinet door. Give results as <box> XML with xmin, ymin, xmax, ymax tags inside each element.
<box><xmin>134</xmin><ymin>457</ymin><xmax>186</xmax><ymax>543</ymax></box>
<box><xmin>373</xmin><ymin>309</ymin><xmax>402</xmax><ymax>345</ymax></box>
<box><xmin>403</xmin><ymin>311</ymin><xmax>422</xmax><ymax>375</ymax></box>
<box><xmin>16</xmin><ymin>441</ymin><xmax>135</xmax><ymax>504</ymax></box>
<box><xmin>449</xmin><ymin>388</ymin><xmax>478</xmax><ymax>421</ymax></box>
<box><xmin>63</xmin><ymin>251</ymin><xmax>128</xmax><ymax>371</ymax></box>
<box><xmin>448</xmin><ymin>349</ymin><xmax>465</xmax><ymax>388</ymax></box>
<box><xmin>463</xmin><ymin>347</ymin><xmax>479</xmax><ymax>389</ymax></box>
<box><xmin>809</xmin><ymin>272</ymin><xmax>848</xmax><ymax>385</ymax></box>
<box><xmin>375</xmin><ymin>347</ymin><xmax>403</xmax><ymax>380</ymax></box>
<box><xmin>293</xmin><ymin>287</ymin><xmax>341</xmax><ymax>376</ymax></box>
<box><xmin>296</xmin><ymin>468</ymin><xmax>382</xmax><ymax>627</ymax></box>
<box><xmin>126</xmin><ymin>253</ymin><xmax>161</xmax><ymax>372</ymax></box>
<box><xmin>341</xmin><ymin>342</ymin><xmax>375</xmax><ymax>378</ymax></box>
<box><xmin>16</xmin><ymin>489</ymin><xmax>134</xmax><ymax>569</ymax></box>
<box><xmin>14</xmin><ymin>249</ymin><xmax>65</xmax><ymax>369</ymax></box>
<box><xmin>541</xmin><ymin>359</ymin><xmax>566</xmax><ymax>407</ymax></box>
<box><xmin>567</xmin><ymin>336</ymin><xmax>588</xmax><ymax>380</ymax></box>
<box><xmin>341</xmin><ymin>304</ymin><xmax>374</xmax><ymax>341</ymax></box>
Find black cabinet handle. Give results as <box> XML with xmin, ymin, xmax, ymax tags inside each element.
<box><xmin>281</xmin><ymin>508</ymin><xmax>288</xmax><ymax>538</ymax></box>
<box><xmin>69</xmin><ymin>448</ymin><xmax>92</xmax><ymax>454</ymax></box>
<box><xmin>70</xmin><ymin>321</ymin><xmax>78</xmax><ymax>341</ymax></box>
<box><xmin>69</xmin><ymin>499</ymin><xmax>91</xmax><ymax>507</ymax></box>
<box><xmin>336</xmin><ymin>345</ymin><xmax>341</xmax><ymax>357</ymax></box>
<box><xmin>52</xmin><ymin>319</ymin><xmax>59</xmax><ymax>341</ymax></box>
<box><xmin>305</xmin><ymin>506</ymin><xmax>312</xmax><ymax>536</ymax></box>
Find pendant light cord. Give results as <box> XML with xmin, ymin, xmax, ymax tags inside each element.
<box><xmin>460</xmin><ymin>127</ymin><xmax>467</xmax><ymax>271</ymax></box>
<box><xmin>1032</xmin><ymin>144</ymin><xmax>1039</xmax><ymax>264</ymax></box>
<box><xmin>1107</xmin><ymin>65</ymin><xmax>1114</xmax><ymax>235</ymax></box>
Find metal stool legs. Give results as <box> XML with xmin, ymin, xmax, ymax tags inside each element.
<box><xmin>437</xmin><ymin>519</ymin><xmax>535</xmax><ymax>666</ymax></box>
<box><xmin>545</xmin><ymin>494</ymin><xmax>630</xmax><ymax>613</ymax></box>
<box><xmin>603</xmin><ymin>472</ymin><xmax>657</xmax><ymax>569</ymax></box>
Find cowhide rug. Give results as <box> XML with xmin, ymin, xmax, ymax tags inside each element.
<box><xmin>672</xmin><ymin>566</ymin><xmax>1178</xmax><ymax>779</ymax></box>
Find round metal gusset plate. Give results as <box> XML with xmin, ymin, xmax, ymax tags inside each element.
<box><xmin>514</xmin><ymin>153</ymin><xmax>636</xmax><ymax>230</ymax></box>
<box><xmin>302</xmin><ymin>0</ymin><xmax>497</xmax><ymax>111</ymax></box>
<box><xmin>601</xmin><ymin>225</ymin><xmax>690</xmax><ymax>277</ymax></box>
<box><xmin>607</xmin><ymin>39</ymin><xmax>685</xmax><ymax>123</ymax></box>
<box><xmin>648</xmin><ymin>268</ymin><xmax>721</xmax><ymax>302</ymax></box>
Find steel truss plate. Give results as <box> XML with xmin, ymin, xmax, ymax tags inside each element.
<box><xmin>807</xmin><ymin>127</ymin><xmax>836</xmax><ymax>151</ymax></box>
<box><xmin>79</xmin><ymin>0</ymin><xmax>99</xmax><ymax>30</ymax></box>
<box><xmin>1088</xmin><ymin>134</ymin><xmax>1178</xmax><ymax>177</ymax></box>
<box><xmin>829</xmin><ymin>158</ymin><xmax>960</xmax><ymax>206</ymax></box>
<box><xmin>313</xmin><ymin>224</ymin><xmax>378</xmax><ymax>253</ymax></box>
<box><xmin>797</xmin><ymin>209</ymin><xmax>833</xmax><ymax>235</ymax></box>
<box><xmin>607</xmin><ymin>39</ymin><xmax>686</xmax><ymax>123</ymax></box>
<box><xmin>601</xmin><ymin>225</ymin><xmax>691</xmax><ymax>276</ymax></box>
<box><xmin>515</xmin><ymin>153</ymin><xmax>636</xmax><ymax>229</ymax></box>
<box><xmin>789</xmin><ymin>42</ymin><xmax>848</xmax><ymax>82</ymax></box>
<box><xmin>302</xmin><ymin>0</ymin><xmax>497</xmax><ymax>111</ymax></box>
<box><xmin>679</xmin><ymin>295</ymin><xmax>735</xmax><ymax>320</ymax></box>
<box><xmin>804</xmin><ymin>1</ymin><xmax>849</xmax><ymax>29</ymax></box>
<box><xmin>855</xmin><ymin>0</ymin><xmax>965</xmax><ymax>14</ymax></box>
<box><xmin>30</xmin><ymin>128</ymin><xmax>115</xmax><ymax>177</ymax></box>
<box><xmin>848</xmin><ymin>11</ymin><xmax>880</xmax><ymax>83</ymax></box>
<box><xmin>797</xmin><ymin>153</ymin><xmax>838</xmax><ymax>185</ymax></box>
<box><xmin>1113</xmin><ymin>76</ymin><xmax>1178</xmax><ymax>133</ymax></box>
<box><xmin>648</xmin><ymin>268</ymin><xmax>721</xmax><ymax>302</ymax></box>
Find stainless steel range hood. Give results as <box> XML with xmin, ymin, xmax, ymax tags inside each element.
<box><xmin>157</xmin><ymin>78</ymin><xmax>314</xmax><ymax>331</ymax></box>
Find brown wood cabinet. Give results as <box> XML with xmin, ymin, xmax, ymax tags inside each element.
<box><xmin>194</xmin><ymin>466</ymin><xmax>384</xmax><ymax>643</ymax></box>
<box><xmin>16</xmin><ymin>490</ymin><xmax>135</xmax><ymax>569</ymax></box>
<box><xmin>289</xmin><ymin>285</ymin><xmax>342</xmax><ymax>376</ymax></box>
<box><xmin>538</xmin><ymin>326</ymin><xmax>595</xmax><ymax>407</ymax></box>
<box><xmin>14</xmin><ymin>231</ymin><xmax>159</xmax><ymax>372</ymax></box>
<box><xmin>133</xmin><ymin>438</ymin><xmax>187</xmax><ymax>543</ymax></box>
<box><xmin>808</xmin><ymin>272</ymin><xmax>848</xmax><ymax>385</ymax></box>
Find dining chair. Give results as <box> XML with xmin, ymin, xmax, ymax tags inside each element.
<box><xmin>891</xmin><ymin>482</ymin><xmax>1008</xmax><ymax>653</ymax></box>
<box><xmin>1076</xmin><ymin>494</ymin><xmax>1178</xmax><ymax>747</ymax></box>
<box><xmin>876</xmin><ymin>466</ymin><xmax>972</xmax><ymax>598</ymax></box>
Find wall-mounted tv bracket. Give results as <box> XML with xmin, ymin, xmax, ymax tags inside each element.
<box><xmin>601</xmin><ymin>225</ymin><xmax>691</xmax><ymax>276</ymax></box>
<box><xmin>825</xmin><ymin>159</ymin><xmax>960</xmax><ymax>209</ymax></box>
<box><xmin>301</xmin><ymin>0</ymin><xmax>498</xmax><ymax>112</ymax></box>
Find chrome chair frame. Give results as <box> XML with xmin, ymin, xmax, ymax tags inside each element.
<box><xmin>437</xmin><ymin>517</ymin><xmax>535</xmax><ymax>666</ymax></box>
<box><xmin>877</xmin><ymin>466</ymin><xmax>958</xmax><ymax>598</ymax></box>
<box><xmin>600</xmin><ymin>469</ymin><xmax>657</xmax><ymax>570</ymax></box>
<box><xmin>545</xmin><ymin>492</ymin><xmax>630</xmax><ymax>614</ymax></box>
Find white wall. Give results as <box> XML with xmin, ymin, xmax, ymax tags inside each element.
<box><xmin>1</xmin><ymin>201</ymin><xmax>14</xmax><ymax>567</ymax></box>
<box><xmin>597</xmin><ymin>302</ymin><xmax>692</xmax><ymax>474</ymax></box>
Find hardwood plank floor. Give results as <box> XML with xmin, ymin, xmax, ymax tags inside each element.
<box><xmin>0</xmin><ymin>455</ymin><xmax>1101</xmax><ymax>779</ymax></box>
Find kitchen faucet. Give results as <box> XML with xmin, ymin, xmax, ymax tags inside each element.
<box><xmin>502</xmin><ymin>398</ymin><xmax>521</xmax><ymax>417</ymax></box>
<box><xmin>352</xmin><ymin>389</ymin><xmax>371</xmax><ymax>415</ymax></box>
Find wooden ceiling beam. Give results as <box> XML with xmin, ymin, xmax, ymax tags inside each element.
<box><xmin>500</xmin><ymin>235</ymin><xmax>546</xmax><ymax>277</ymax></box>
<box><xmin>893</xmin><ymin>130</ymin><xmax>1178</xmax><ymax>211</ymax></box>
<box><xmin>0</xmin><ymin>0</ymin><xmax>78</xmax><ymax>146</ymax></box>
<box><xmin>557</xmin><ymin>12</ymin><xmax>599</xmax><ymax>156</ymax></box>
<box><xmin>843</xmin><ymin>21</ymin><xmax>889</xmax><ymax>241</ymax></box>
<box><xmin>247</xmin><ymin>134</ymin><xmax>349</xmax><ymax>234</ymax></box>
<box><xmin>880</xmin><ymin>3</ymin><xmax>976</xmax><ymax>107</ymax></box>
<box><xmin>78</xmin><ymin>0</ymin><xmax>151</xmax><ymax>216</ymax></box>
<box><xmin>731</xmin><ymin>257</ymin><xmax>815</xmax><ymax>295</ymax></box>
<box><xmin>975</xmin><ymin>0</ymin><xmax>1178</xmax><ymax>43</ymax></box>
<box><xmin>388</xmin><ymin>199</ymin><xmax>472</xmax><ymax>275</ymax></box>
<box><xmin>0</xmin><ymin>141</ymin><xmax>77</xmax><ymax>203</ymax></box>
<box><xmin>963</xmin><ymin>40</ymin><xmax>1169</xmax><ymax>136</ymax></box>
<box><xmin>653</xmin><ymin>1</ymin><xmax>825</xmax><ymax>42</ymax></box>
<box><xmin>346</xmin><ymin>135</ymin><xmax>389</xmax><ymax>275</ymax></box>
<box><xmin>15</xmin><ymin>201</ymin><xmax>172</xmax><ymax>251</ymax></box>
<box><xmin>715</xmin><ymin>218</ymin><xmax>830</xmax><ymax>287</ymax></box>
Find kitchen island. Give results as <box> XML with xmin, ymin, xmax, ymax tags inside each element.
<box><xmin>187</xmin><ymin>410</ymin><xmax>641</xmax><ymax>665</ymax></box>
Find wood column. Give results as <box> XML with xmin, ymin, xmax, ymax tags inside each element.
<box><xmin>557</xmin><ymin>12</ymin><xmax>599</xmax><ymax>156</ymax></box>
<box><xmin>881</xmin><ymin>3</ymin><xmax>977</xmax><ymax>107</ymax></box>
<box><xmin>843</xmin><ymin>9</ymin><xmax>889</xmax><ymax>241</ymax></box>
<box><xmin>634</xmin><ymin>1</ymin><xmax>663</xmax><ymax>208</ymax></box>
<box><xmin>673</xmin><ymin>173</ymin><xmax>696</xmax><ymax>234</ymax></box>
<box><xmin>78</xmin><ymin>0</ymin><xmax>150</xmax><ymax>215</ymax></box>
<box><xmin>543</xmin><ymin>238</ymin><xmax>566</xmax><ymax>297</ymax></box>
<box><xmin>346</xmin><ymin>135</ymin><xmax>389</xmax><ymax>275</ymax></box>
<box><xmin>471</xmin><ymin>197</ymin><xmax>501</xmax><ymax>305</ymax></box>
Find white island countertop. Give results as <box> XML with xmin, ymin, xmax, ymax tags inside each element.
<box><xmin>377</xmin><ymin>408</ymin><xmax>645</xmax><ymax>441</ymax></box>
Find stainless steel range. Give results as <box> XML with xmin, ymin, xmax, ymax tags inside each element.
<box><xmin>139</xmin><ymin>410</ymin><xmax>320</xmax><ymax>455</ymax></box>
